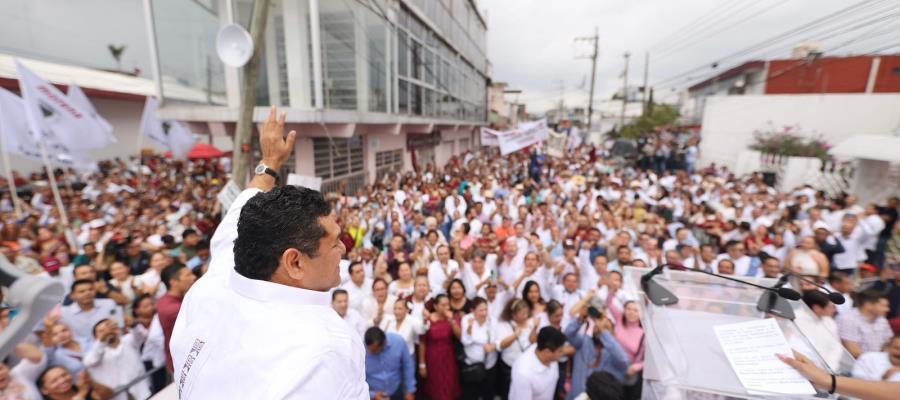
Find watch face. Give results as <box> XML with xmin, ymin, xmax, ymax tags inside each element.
<box><xmin>255</xmin><ymin>165</ymin><xmax>265</xmax><ymax>174</ymax></box>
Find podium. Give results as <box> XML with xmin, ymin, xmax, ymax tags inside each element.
<box><xmin>622</xmin><ymin>267</ymin><xmax>855</xmax><ymax>399</ymax></box>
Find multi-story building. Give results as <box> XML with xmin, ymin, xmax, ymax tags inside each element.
<box><xmin>0</xmin><ymin>0</ymin><xmax>490</xmax><ymax>191</ymax></box>
<box><xmin>154</xmin><ymin>0</ymin><xmax>490</xmax><ymax>192</ymax></box>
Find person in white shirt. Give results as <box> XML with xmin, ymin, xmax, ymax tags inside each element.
<box><xmin>333</xmin><ymin>289</ymin><xmax>367</xmax><ymax>337</ymax></box>
<box><xmin>494</xmin><ymin>298</ymin><xmax>538</xmax><ymax>396</ymax></box>
<box><xmin>361</xmin><ymin>278</ymin><xmax>396</xmax><ymax>328</ymax></box>
<box><xmin>460</xmin><ymin>297</ymin><xmax>499</xmax><ymax>399</ymax></box>
<box><xmin>462</xmin><ymin>251</ymin><xmax>494</xmax><ymax>299</ymax></box>
<box><xmin>852</xmin><ymin>335</ymin><xmax>900</xmax><ymax>382</ymax></box>
<box><xmin>795</xmin><ymin>290</ymin><xmax>846</xmax><ymax>371</ymax></box>
<box><xmin>340</xmin><ymin>261</ymin><xmax>373</xmax><ymax>313</ymax></box>
<box><xmin>379</xmin><ymin>298</ymin><xmax>424</xmax><ymax>355</ymax></box>
<box><xmin>508</xmin><ymin>327</ymin><xmax>568</xmax><ymax>400</ymax></box>
<box><xmin>552</xmin><ymin>273</ymin><xmax>584</xmax><ymax>328</ymax></box>
<box><xmin>84</xmin><ymin>319</ymin><xmax>150</xmax><ymax>400</ymax></box>
<box><xmin>170</xmin><ymin>108</ymin><xmax>368</xmax><ymax>399</ymax></box>
<box><xmin>716</xmin><ymin>241</ymin><xmax>752</xmax><ymax>276</ymax></box>
<box><xmin>427</xmin><ymin>245</ymin><xmax>460</xmax><ymax>295</ymax></box>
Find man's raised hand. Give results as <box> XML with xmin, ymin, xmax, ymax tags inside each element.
<box><xmin>260</xmin><ymin>106</ymin><xmax>297</xmax><ymax>170</ymax></box>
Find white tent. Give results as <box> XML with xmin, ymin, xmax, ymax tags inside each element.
<box><xmin>831</xmin><ymin>134</ymin><xmax>900</xmax><ymax>163</ymax></box>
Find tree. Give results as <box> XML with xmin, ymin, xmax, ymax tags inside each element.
<box><xmin>107</xmin><ymin>44</ymin><xmax>126</xmax><ymax>71</ymax></box>
<box><xmin>617</xmin><ymin>103</ymin><xmax>679</xmax><ymax>139</ymax></box>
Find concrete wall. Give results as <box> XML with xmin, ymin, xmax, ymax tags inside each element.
<box><xmin>699</xmin><ymin>93</ymin><xmax>900</xmax><ymax>171</ymax></box>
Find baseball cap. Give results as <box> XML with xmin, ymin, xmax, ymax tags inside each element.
<box><xmin>43</xmin><ymin>257</ymin><xmax>61</xmax><ymax>273</ymax></box>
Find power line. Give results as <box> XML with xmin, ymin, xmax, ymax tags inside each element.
<box><xmin>648</xmin><ymin>0</ymin><xmax>744</xmax><ymax>51</ymax></box>
<box><xmin>653</xmin><ymin>0</ymin><xmax>891</xmax><ymax>88</ymax></box>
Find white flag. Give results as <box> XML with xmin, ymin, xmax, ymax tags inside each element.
<box><xmin>15</xmin><ymin>60</ymin><xmax>110</xmax><ymax>151</ymax></box>
<box><xmin>139</xmin><ymin>97</ymin><xmax>195</xmax><ymax>160</ymax></box>
<box><xmin>67</xmin><ymin>84</ymin><xmax>116</xmax><ymax>145</ymax></box>
<box><xmin>0</xmin><ymin>87</ymin><xmax>94</xmax><ymax>170</ymax></box>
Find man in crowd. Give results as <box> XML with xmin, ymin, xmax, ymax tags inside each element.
<box><xmin>341</xmin><ymin>261</ymin><xmax>373</xmax><ymax>313</ymax></box>
<box><xmin>333</xmin><ymin>289</ymin><xmax>367</xmax><ymax>337</ymax></box>
<box><xmin>157</xmin><ymin>263</ymin><xmax>196</xmax><ymax>372</ymax></box>
<box><xmin>852</xmin><ymin>335</ymin><xmax>900</xmax><ymax>382</ymax></box>
<box><xmin>61</xmin><ymin>279</ymin><xmax>122</xmax><ymax>343</ymax></box>
<box><xmin>84</xmin><ymin>319</ymin><xmax>150</xmax><ymax>400</ymax></box>
<box><xmin>509</xmin><ymin>327</ymin><xmax>568</xmax><ymax>400</ymax></box>
<box><xmin>364</xmin><ymin>327</ymin><xmax>416</xmax><ymax>400</ymax></box>
<box><xmin>837</xmin><ymin>290</ymin><xmax>893</xmax><ymax>358</ymax></box>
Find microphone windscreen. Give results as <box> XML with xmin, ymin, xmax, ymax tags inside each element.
<box><xmin>777</xmin><ymin>287</ymin><xmax>802</xmax><ymax>301</ymax></box>
<box><xmin>828</xmin><ymin>292</ymin><xmax>846</xmax><ymax>304</ymax></box>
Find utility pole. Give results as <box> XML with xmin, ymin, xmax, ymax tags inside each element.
<box><xmin>642</xmin><ymin>52</ymin><xmax>650</xmax><ymax>111</ymax></box>
<box><xmin>576</xmin><ymin>28</ymin><xmax>599</xmax><ymax>131</ymax></box>
<box><xmin>620</xmin><ymin>52</ymin><xmax>630</xmax><ymax>129</ymax></box>
<box><xmin>232</xmin><ymin>0</ymin><xmax>271</xmax><ymax>187</ymax></box>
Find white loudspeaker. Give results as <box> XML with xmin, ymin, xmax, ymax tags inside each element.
<box><xmin>216</xmin><ymin>23</ymin><xmax>254</xmax><ymax>67</ymax></box>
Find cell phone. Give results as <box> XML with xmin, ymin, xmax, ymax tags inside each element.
<box><xmin>587</xmin><ymin>306</ymin><xmax>602</xmax><ymax>319</ymax></box>
<box><xmin>109</xmin><ymin>306</ymin><xmax>125</xmax><ymax>328</ymax></box>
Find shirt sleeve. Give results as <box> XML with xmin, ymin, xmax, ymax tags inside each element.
<box><xmin>836</xmin><ymin>314</ymin><xmax>860</xmax><ymax>343</ymax></box>
<box><xmin>208</xmin><ymin>188</ymin><xmax>262</xmax><ymax>276</ymax></box>
<box><xmin>401</xmin><ymin>341</ymin><xmax>416</xmax><ymax>394</ymax></box>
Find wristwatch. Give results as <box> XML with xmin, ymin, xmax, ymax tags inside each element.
<box><xmin>255</xmin><ymin>163</ymin><xmax>280</xmax><ymax>182</ymax></box>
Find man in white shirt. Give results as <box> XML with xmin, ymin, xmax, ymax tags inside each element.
<box><xmin>84</xmin><ymin>319</ymin><xmax>150</xmax><ymax>400</ymax></box>
<box><xmin>61</xmin><ymin>280</ymin><xmax>123</xmax><ymax>343</ymax></box>
<box><xmin>552</xmin><ymin>273</ymin><xmax>584</xmax><ymax>328</ymax></box>
<box><xmin>509</xmin><ymin>327</ymin><xmax>567</xmax><ymax>400</ymax></box>
<box><xmin>852</xmin><ymin>335</ymin><xmax>900</xmax><ymax>382</ymax></box>
<box><xmin>340</xmin><ymin>261</ymin><xmax>373</xmax><ymax>313</ymax></box>
<box><xmin>170</xmin><ymin>108</ymin><xmax>368</xmax><ymax>399</ymax></box>
<box><xmin>427</xmin><ymin>245</ymin><xmax>460</xmax><ymax>294</ymax></box>
<box><xmin>333</xmin><ymin>289</ymin><xmax>367</xmax><ymax>337</ymax></box>
<box><xmin>795</xmin><ymin>290</ymin><xmax>845</xmax><ymax>371</ymax></box>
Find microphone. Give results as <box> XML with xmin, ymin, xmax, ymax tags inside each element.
<box><xmin>685</xmin><ymin>266</ymin><xmax>802</xmax><ymax>302</ymax></box>
<box><xmin>640</xmin><ymin>264</ymin><xmax>678</xmax><ymax>306</ymax></box>
<box><xmin>786</xmin><ymin>273</ymin><xmax>846</xmax><ymax>304</ymax></box>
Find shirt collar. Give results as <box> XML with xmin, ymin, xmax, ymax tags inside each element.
<box><xmin>228</xmin><ymin>269</ymin><xmax>331</xmax><ymax>307</ymax></box>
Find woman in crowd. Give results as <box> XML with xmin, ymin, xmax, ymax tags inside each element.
<box><xmin>379</xmin><ymin>297</ymin><xmax>424</xmax><ymax>355</ymax></box>
<box><xmin>37</xmin><ymin>366</ymin><xmax>113</xmax><ymax>400</ymax></box>
<box><xmin>543</xmin><ymin>299</ymin><xmax>577</xmax><ymax>399</ymax></box>
<box><xmin>419</xmin><ymin>294</ymin><xmax>461</xmax><ymax>400</ymax></box>
<box><xmin>388</xmin><ymin>261</ymin><xmax>416</xmax><ymax>299</ymax></box>
<box><xmin>42</xmin><ymin>317</ymin><xmax>86</xmax><ymax>376</ymax></box>
<box><xmin>522</xmin><ymin>280</ymin><xmax>547</xmax><ymax>317</ymax></box>
<box><xmin>460</xmin><ymin>297</ymin><xmax>498</xmax><ymax>400</ymax></box>
<box><xmin>447</xmin><ymin>278</ymin><xmax>473</xmax><ymax>320</ymax></box>
<box><xmin>607</xmin><ymin>299</ymin><xmax>645</xmax><ymax>400</ymax></box>
<box><xmin>362</xmin><ymin>278</ymin><xmax>396</xmax><ymax>327</ymax></box>
<box><xmin>494</xmin><ymin>298</ymin><xmax>538</xmax><ymax>399</ymax></box>
<box><xmin>407</xmin><ymin>275</ymin><xmax>432</xmax><ymax>321</ymax></box>
<box><xmin>785</xmin><ymin>236</ymin><xmax>830</xmax><ymax>278</ymax></box>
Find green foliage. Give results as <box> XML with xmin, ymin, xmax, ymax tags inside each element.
<box><xmin>616</xmin><ymin>104</ymin><xmax>679</xmax><ymax>139</ymax></box>
<box><xmin>749</xmin><ymin>127</ymin><xmax>832</xmax><ymax>161</ymax></box>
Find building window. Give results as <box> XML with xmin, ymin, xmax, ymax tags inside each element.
<box><xmin>398</xmin><ymin>80</ymin><xmax>409</xmax><ymax>114</ymax></box>
<box><xmin>375</xmin><ymin>149</ymin><xmax>403</xmax><ymax>180</ymax></box>
<box><xmin>459</xmin><ymin>138</ymin><xmax>469</xmax><ymax>152</ymax></box>
<box><xmin>398</xmin><ymin>30</ymin><xmax>408</xmax><ymax>78</ymax></box>
<box><xmin>321</xmin><ymin>8</ymin><xmax>357</xmax><ymax>110</ymax></box>
<box><xmin>313</xmin><ymin>137</ymin><xmax>364</xmax><ymax>180</ymax></box>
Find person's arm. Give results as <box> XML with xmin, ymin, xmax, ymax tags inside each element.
<box><xmin>814</xmin><ymin>251</ymin><xmax>829</xmax><ymax>278</ymax></box>
<box><xmin>564</xmin><ymin>318</ymin><xmax>585</xmax><ymax>350</ymax></box>
<box><xmin>599</xmin><ymin>331</ymin><xmax>630</xmax><ymax>372</ymax></box>
<box><xmin>83</xmin><ymin>340</ymin><xmax>107</xmax><ymax>368</ymax></box>
<box><xmin>779</xmin><ymin>351</ymin><xmax>900</xmax><ymax>400</ymax></box>
<box><xmin>497</xmin><ymin>323</ymin><xmax>520</xmax><ymax>350</ymax></box>
<box><xmin>208</xmin><ymin>107</ymin><xmax>296</xmax><ymax>276</ymax></box>
<box><xmin>417</xmin><ymin>340</ymin><xmax>427</xmax><ymax>379</ymax></box>
<box><xmin>842</xmin><ymin>340</ymin><xmax>863</xmax><ymax>359</ymax></box>
<box><xmin>401</xmin><ymin>341</ymin><xmax>417</xmax><ymax>396</ymax></box>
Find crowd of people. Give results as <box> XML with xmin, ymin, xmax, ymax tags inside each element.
<box><xmin>0</xmin><ymin>125</ymin><xmax>898</xmax><ymax>399</ymax></box>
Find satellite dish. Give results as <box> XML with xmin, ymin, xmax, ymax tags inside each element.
<box><xmin>216</xmin><ymin>23</ymin><xmax>254</xmax><ymax>67</ymax></box>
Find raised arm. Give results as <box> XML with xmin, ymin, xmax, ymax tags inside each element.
<box><xmin>208</xmin><ymin>107</ymin><xmax>296</xmax><ymax>277</ymax></box>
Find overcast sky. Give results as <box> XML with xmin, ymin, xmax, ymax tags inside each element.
<box><xmin>483</xmin><ymin>0</ymin><xmax>896</xmax><ymax>113</ymax></box>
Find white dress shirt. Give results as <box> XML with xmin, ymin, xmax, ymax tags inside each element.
<box><xmin>509</xmin><ymin>345</ymin><xmax>558</xmax><ymax>400</ymax></box>
<box><xmin>552</xmin><ymin>285</ymin><xmax>584</xmax><ymax>328</ymax></box>
<box><xmin>361</xmin><ymin>296</ymin><xmax>396</xmax><ymax>327</ymax></box>
<box><xmin>852</xmin><ymin>352</ymin><xmax>900</xmax><ymax>382</ymax></box>
<box><xmin>170</xmin><ymin>189</ymin><xmax>368</xmax><ymax>399</ymax></box>
<box><xmin>461</xmin><ymin>314</ymin><xmax>498</xmax><ymax>369</ymax></box>
<box><xmin>340</xmin><ymin>278</ymin><xmax>373</xmax><ymax>313</ymax></box>
<box><xmin>343</xmin><ymin>308</ymin><xmax>368</xmax><ymax>337</ymax></box>
<box><xmin>427</xmin><ymin>260</ymin><xmax>460</xmax><ymax>294</ymax></box>
<box><xmin>379</xmin><ymin>315</ymin><xmax>425</xmax><ymax>355</ymax></box>
<box><xmin>84</xmin><ymin>331</ymin><xmax>151</xmax><ymax>400</ymax></box>
<box><xmin>495</xmin><ymin>319</ymin><xmax>535</xmax><ymax>367</ymax></box>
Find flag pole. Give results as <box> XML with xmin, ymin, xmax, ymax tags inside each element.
<box><xmin>0</xmin><ymin>129</ymin><xmax>23</xmax><ymax>219</ymax></box>
<box><xmin>136</xmin><ymin>120</ymin><xmax>145</xmax><ymax>192</ymax></box>
<box><xmin>36</xmin><ymin>140</ymin><xmax>76</xmax><ymax>250</ymax></box>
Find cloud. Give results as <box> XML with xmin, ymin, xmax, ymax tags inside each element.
<box><xmin>484</xmin><ymin>0</ymin><xmax>869</xmax><ymax>113</ymax></box>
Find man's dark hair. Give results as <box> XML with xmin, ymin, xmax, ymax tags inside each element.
<box><xmin>72</xmin><ymin>264</ymin><xmax>94</xmax><ymax>277</ymax></box>
<box><xmin>196</xmin><ymin>240</ymin><xmax>210</xmax><ymax>251</ymax></box>
<box><xmin>182</xmin><ymin>229</ymin><xmax>198</xmax><ymax>241</ymax></box>
<box><xmin>348</xmin><ymin>261</ymin><xmax>362</xmax><ymax>276</ymax></box>
<box><xmin>161</xmin><ymin>264</ymin><xmax>186</xmax><ymax>290</ymax></box>
<box><xmin>856</xmin><ymin>289</ymin><xmax>886</xmax><ymax>307</ymax></box>
<box><xmin>802</xmin><ymin>290</ymin><xmax>829</xmax><ymax>310</ymax></box>
<box><xmin>70</xmin><ymin>279</ymin><xmax>95</xmax><ymax>293</ymax></box>
<box><xmin>364</xmin><ymin>327</ymin><xmax>386</xmax><ymax>347</ymax></box>
<box><xmin>234</xmin><ymin>186</ymin><xmax>331</xmax><ymax>281</ymax></box>
<box><xmin>332</xmin><ymin>289</ymin><xmax>348</xmax><ymax>302</ymax></box>
<box><xmin>585</xmin><ymin>371</ymin><xmax>624</xmax><ymax>400</ymax></box>
<box><xmin>827</xmin><ymin>271</ymin><xmax>849</xmax><ymax>285</ymax></box>
<box><xmin>162</xmin><ymin>235</ymin><xmax>175</xmax><ymax>245</ymax></box>
<box><xmin>536</xmin><ymin>326</ymin><xmax>566</xmax><ymax>351</ymax></box>
<box><xmin>131</xmin><ymin>294</ymin><xmax>154</xmax><ymax>318</ymax></box>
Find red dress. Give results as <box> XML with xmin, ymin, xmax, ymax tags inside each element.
<box><xmin>423</xmin><ymin>319</ymin><xmax>461</xmax><ymax>399</ymax></box>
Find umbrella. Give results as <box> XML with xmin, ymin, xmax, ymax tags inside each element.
<box><xmin>165</xmin><ymin>143</ymin><xmax>227</xmax><ymax>160</ymax></box>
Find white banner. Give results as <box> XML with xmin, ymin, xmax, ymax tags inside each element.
<box><xmin>287</xmin><ymin>173</ymin><xmax>323</xmax><ymax>191</ymax></box>
<box><xmin>0</xmin><ymin>87</ymin><xmax>93</xmax><ymax>169</ymax></box>
<box><xmin>67</xmin><ymin>84</ymin><xmax>116</xmax><ymax>146</ymax></box>
<box><xmin>498</xmin><ymin>119</ymin><xmax>549</xmax><ymax>155</ymax></box>
<box><xmin>479</xmin><ymin>127</ymin><xmax>501</xmax><ymax>146</ymax></box>
<box><xmin>140</xmin><ymin>97</ymin><xmax>196</xmax><ymax>160</ymax></box>
<box><xmin>217</xmin><ymin>180</ymin><xmax>243</xmax><ymax>212</ymax></box>
<box><xmin>15</xmin><ymin>60</ymin><xmax>110</xmax><ymax>151</ymax></box>
<box><xmin>546</xmin><ymin>130</ymin><xmax>567</xmax><ymax>158</ymax></box>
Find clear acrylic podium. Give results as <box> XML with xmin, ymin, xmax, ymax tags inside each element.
<box><xmin>622</xmin><ymin>267</ymin><xmax>855</xmax><ymax>399</ymax></box>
